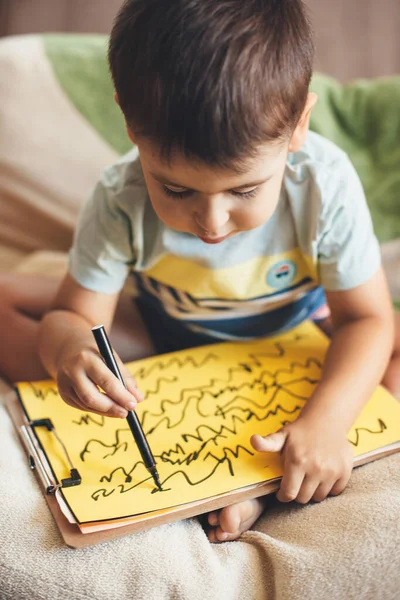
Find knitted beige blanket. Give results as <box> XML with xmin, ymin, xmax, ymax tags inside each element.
<box><xmin>1</xmin><ymin>376</ymin><xmax>400</xmax><ymax>600</ymax></box>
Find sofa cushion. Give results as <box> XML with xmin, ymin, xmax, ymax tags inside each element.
<box><xmin>0</xmin><ymin>35</ymin><xmax>118</xmax><ymax>257</ymax></box>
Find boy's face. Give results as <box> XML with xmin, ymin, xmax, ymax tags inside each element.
<box><xmin>127</xmin><ymin>93</ymin><xmax>316</xmax><ymax>244</ymax></box>
<box><xmin>137</xmin><ymin>141</ymin><xmax>288</xmax><ymax>243</ymax></box>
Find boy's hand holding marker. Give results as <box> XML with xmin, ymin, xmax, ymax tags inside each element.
<box><xmin>54</xmin><ymin>332</ymin><xmax>144</xmax><ymax>419</ymax></box>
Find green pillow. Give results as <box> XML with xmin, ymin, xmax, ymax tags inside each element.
<box><xmin>310</xmin><ymin>75</ymin><xmax>400</xmax><ymax>244</ymax></box>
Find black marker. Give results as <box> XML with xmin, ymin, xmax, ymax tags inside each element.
<box><xmin>92</xmin><ymin>325</ymin><xmax>162</xmax><ymax>491</ymax></box>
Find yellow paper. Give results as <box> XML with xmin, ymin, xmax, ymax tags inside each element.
<box><xmin>16</xmin><ymin>321</ymin><xmax>400</xmax><ymax>524</ymax></box>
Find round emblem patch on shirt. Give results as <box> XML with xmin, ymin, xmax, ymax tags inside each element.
<box><xmin>267</xmin><ymin>260</ymin><xmax>297</xmax><ymax>290</ymax></box>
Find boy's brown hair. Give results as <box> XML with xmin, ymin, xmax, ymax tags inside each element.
<box><xmin>109</xmin><ymin>0</ymin><xmax>314</xmax><ymax>169</ymax></box>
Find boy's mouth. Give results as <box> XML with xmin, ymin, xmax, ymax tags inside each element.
<box><xmin>199</xmin><ymin>232</ymin><xmax>233</xmax><ymax>244</ymax></box>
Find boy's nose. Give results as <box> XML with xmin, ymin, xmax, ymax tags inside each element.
<box><xmin>194</xmin><ymin>200</ymin><xmax>230</xmax><ymax>236</ymax></box>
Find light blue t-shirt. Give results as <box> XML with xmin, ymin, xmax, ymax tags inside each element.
<box><xmin>69</xmin><ymin>132</ymin><xmax>380</xmax><ymax>352</ymax></box>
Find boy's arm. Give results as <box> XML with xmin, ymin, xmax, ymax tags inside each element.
<box><xmin>39</xmin><ymin>273</ymin><xmax>142</xmax><ymax>418</ymax></box>
<box><xmin>251</xmin><ymin>267</ymin><xmax>394</xmax><ymax>504</ymax></box>
<box><xmin>300</xmin><ymin>266</ymin><xmax>393</xmax><ymax>431</ymax></box>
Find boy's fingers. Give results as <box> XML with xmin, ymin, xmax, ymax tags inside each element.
<box><xmin>119</xmin><ymin>367</ymin><xmax>145</xmax><ymax>402</ymax></box>
<box><xmin>251</xmin><ymin>430</ymin><xmax>287</xmax><ymax>453</ymax></box>
<box><xmin>114</xmin><ymin>353</ymin><xmax>136</xmax><ymax>387</ymax></box>
<box><xmin>329</xmin><ymin>474</ymin><xmax>351</xmax><ymax>497</ymax></box>
<box><xmin>113</xmin><ymin>354</ymin><xmax>145</xmax><ymax>403</ymax></box>
<box><xmin>86</xmin><ymin>361</ymin><xmax>138</xmax><ymax>411</ymax></box>
<box><xmin>312</xmin><ymin>480</ymin><xmax>335</xmax><ymax>503</ymax></box>
<box><xmin>295</xmin><ymin>475</ymin><xmax>321</xmax><ymax>504</ymax></box>
<box><xmin>313</xmin><ymin>472</ymin><xmax>350</xmax><ymax>503</ymax></box>
<box><xmin>126</xmin><ymin>377</ymin><xmax>145</xmax><ymax>402</ymax></box>
<box><xmin>74</xmin><ymin>370</ymin><xmax>129</xmax><ymax>417</ymax></box>
<box><xmin>73</xmin><ymin>387</ymin><xmax>128</xmax><ymax>418</ymax></box>
<box><xmin>61</xmin><ymin>390</ymin><xmax>89</xmax><ymax>413</ymax></box>
<box><xmin>61</xmin><ymin>386</ymin><xmax>125</xmax><ymax>418</ymax></box>
<box><xmin>58</xmin><ymin>382</ymin><xmax>92</xmax><ymax>413</ymax></box>
<box><xmin>276</xmin><ymin>463</ymin><xmax>305</xmax><ymax>503</ymax></box>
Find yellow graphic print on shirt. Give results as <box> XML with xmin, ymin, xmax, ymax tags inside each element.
<box><xmin>136</xmin><ymin>248</ymin><xmax>318</xmax><ymax>320</ymax></box>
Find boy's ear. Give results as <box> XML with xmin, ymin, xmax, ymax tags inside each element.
<box><xmin>126</xmin><ymin>127</ymin><xmax>137</xmax><ymax>145</ymax></box>
<box><xmin>288</xmin><ymin>92</ymin><xmax>318</xmax><ymax>153</ymax></box>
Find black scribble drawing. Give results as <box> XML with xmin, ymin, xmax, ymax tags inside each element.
<box><xmin>143</xmin><ymin>376</ymin><xmax>178</xmax><ymax>399</ymax></box>
<box><xmin>80</xmin><ymin>428</ymin><xmax>131</xmax><ymax>461</ymax></box>
<box><xmin>72</xmin><ymin>414</ymin><xmax>105</xmax><ymax>427</ymax></box>
<box><xmin>132</xmin><ymin>353</ymin><xmax>219</xmax><ymax>379</ymax></box>
<box><xmin>91</xmin><ymin>444</ymin><xmax>255</xmax><ymax>501</ymax></box>
<box><xmin>26</xmin><ymin>330</ymin><xmax>390</xmax><ymax>512</ymax></box>
<box><xmin>81</xmin><ymin>333</ymin><xmax>341</xmax><ymax>501</ymax></box>
<box><xmin>349</xmin><ymin>419</ymin><xmax>387</xmax><ymax>447</ymax></box>
<box><xmin>27</xmin><ymin>382</ymin><xmax>59</xmax><ymax>401</ymax></box>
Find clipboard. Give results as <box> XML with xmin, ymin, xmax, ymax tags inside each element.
<box><xmin>6</xmin><ymin>393</ymin><xmax>284</xmax><ymax>548</ymax></box>
<box><xmin>8</xmin><ymin>390</ymin><xmax>400</xmax><ymax>549</ymax></box>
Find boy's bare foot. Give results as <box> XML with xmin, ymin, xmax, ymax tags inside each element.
<box><xmin>207</xmin><ymin>497</ymin><xmax>267</xmax><ymax>542</ymax></box>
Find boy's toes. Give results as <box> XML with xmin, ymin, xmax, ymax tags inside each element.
<box><xmin>215</xmin><ymin>526</ymin><xmax>239</xmax><ymax>542</ymax></box>
<box><xmin>207</xmin><ymin>499</ymin><xmax>266</xmax><ymax>543</ymax></box>
<box><xmin>207</xmin><ymin>524</ymin><xmax>234</xmax><ymax>542</ymax></box>
<box><xmin>207</xmin><ymin>511</ymin><xmax>219</xmax><ymax>526</ymax></box>
<box><xmin>208</xmin><ymin>498</ymin><xmax>265</xmax><ymax>542</ymax></box>
<box><xmin>207</xmin><ymin>527</ymin><xmax>218</xmax><ymax>543</ymax></box>
<box><xmin>218</xmin><ymin>504</ymin><xmax>242</xmax><ymax>534</ymax></box>
<box><xmin>206</xmin><ymin>505</ymin><xmax>241</xmax><ymax>542</ymax></box>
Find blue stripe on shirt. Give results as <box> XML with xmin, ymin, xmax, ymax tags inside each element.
<box><xmin>134</xmin><ymin>285</ymin><xmax>326</xmax><ymax>354</ymax></box>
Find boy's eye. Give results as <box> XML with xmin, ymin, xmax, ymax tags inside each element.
<box><xmin>162</xmin><ymin>185</ymin><xmax>259</xmax><ymax>200</ymax></box>
<box><xmin>231</xmin><ymin>187</ymin><xmax>258</xmax><ymax>199</ymax></box>
<box><xmin>163</xmin><ymin>185</ymin><xmax>193</xmax><ymax>199</ymax></box>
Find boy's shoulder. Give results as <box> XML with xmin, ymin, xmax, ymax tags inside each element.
<box><xmin>98</xmin><ymin>146</ymin><xmax>146</xmax><ymax>197</ymax></box>
<box><xmin>288</xmin><ymin>131</ymin><xmax>348</xmax><ymax>172</ymax></box>
<box><xmin>286</xmin><ymin>132</ymin><xmax>358</xmax><ymax>207</ymax></box>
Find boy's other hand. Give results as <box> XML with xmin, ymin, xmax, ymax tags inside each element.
<box><xmin>251</xmin><ymin>417</ymin><xmax>354</xmax><ymax>504</ymax></box>
<box><xmin>55</xmin><ymin>342</ymin><xmax>144</xmax><ymax>418</ymax></box>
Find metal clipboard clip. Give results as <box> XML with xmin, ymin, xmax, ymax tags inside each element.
<box><xmin>20</xmin><ymin>418</ymin><xmax>81</xmax><ymax>495</ymax></box>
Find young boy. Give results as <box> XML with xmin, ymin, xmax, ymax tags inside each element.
<box><xmin>0</xmin><ymin>0</ymin><xmax>399</xmax><ymax>543</ymax></box>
